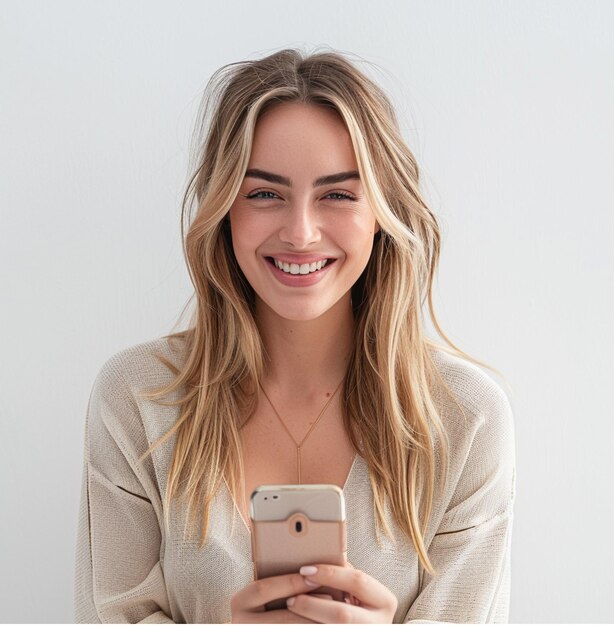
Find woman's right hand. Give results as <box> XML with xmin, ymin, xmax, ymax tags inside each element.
<box><xmin>230</xmin><ymin>571</ymin><xmax>332</xmax><ymax>623</ymax></box>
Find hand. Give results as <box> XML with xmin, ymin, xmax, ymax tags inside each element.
<box><xmin>286</xmin><ymin>562</ymin><xmax>398</xmax><ymax>623</ymax></box>
<box><xmin>229</xmin><ymin>569</ymin><xmax>332</xmax><ymax>623</ymax></box>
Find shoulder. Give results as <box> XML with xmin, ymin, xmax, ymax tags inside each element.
<box><xmin>87</xmin><ymin>334</ymin><xmax>188</xmax><ymax>451</ymax></box>
<box><xmin>427</xmin><ymin>347</ymin><xmax>515</xmax><ymax>452</ymax></box>
<box><xmin>92</xmin><ymin>334</ymin><xmax>187</xmax><ymax>398</ymax></box>
<box><xmin>429</xmin><ymin>348</ymin><xmax>513</xmax><ymax>421</ymax></box>
<box><xmin>428</xmin><ymin>349</ymin><xmax>516</xmax><ymax>522</ymax></box>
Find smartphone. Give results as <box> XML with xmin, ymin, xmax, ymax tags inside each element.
<box><xmin>250</xmin><ymin>483</ymin><xmax>347</xmax><ymax>611</ymax></box>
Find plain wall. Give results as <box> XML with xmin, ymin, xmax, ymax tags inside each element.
<box><xmin>1</xmin><ymin>0</ymin><xmax>613</xmax><ymax>622</ymax></box>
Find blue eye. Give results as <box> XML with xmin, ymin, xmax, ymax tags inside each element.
<box><xmin>245</xmin><ymin>190</ymin><xmax>356</xmax><ymax>201</ymax></box>
<box><xmin>326</xmin><ymin>191</ymin><xmax>356</xmax><ymax>201</ymax></box>
<box><xmin>246</xmin><ymin>191</ymin><xmax>278</xmax><ymax>200</ymax></box>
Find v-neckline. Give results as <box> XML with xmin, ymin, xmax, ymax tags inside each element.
<box><xmin>223</xmin><ymin>452</ymin><xmax>361</xmax><ymax>536</ymax></box>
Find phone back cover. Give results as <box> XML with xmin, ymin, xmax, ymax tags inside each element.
<box><xmin>251</xmin><ymin>514</ymin><xmax>347</xmax><ymax>609</ymax></box>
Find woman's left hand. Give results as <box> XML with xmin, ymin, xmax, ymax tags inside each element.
<box><xmin>286</xmin><ymin>562</ymin><xmax>398</xmax><ymax>623</ymax></box>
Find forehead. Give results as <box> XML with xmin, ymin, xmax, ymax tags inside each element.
<box><xmin>249</xmin><ymin>102</ymin><xmax>358</xmax><ymax>173</ymax></box>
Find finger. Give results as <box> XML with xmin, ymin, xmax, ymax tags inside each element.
<box><xmin>287</xmin><ymin>593</ymin><xmax>365</xmax><ymax>623</ymax></box>
<box><xmin>300</xmin><ymin>563</ymin><xmax>394</xmax><ymax>610</ymax></box>
<box><xmin>307</xmin><ymin>593</ymin><xmax>333</xmax><ymax>600</ymax></box>
<box><xmin>243</xmin><ymin>573</ymin><xmax>322</xmax><ymax>612</ymax></box>
<box><xmin>264</xmin><ymin>609</ymin><xmax>317</xmax><ymax>624</ymax></box>
<box><xmin>255</xmin><ymin>608</ymin><xmax>317</xmax><ymax>623</ymax></box>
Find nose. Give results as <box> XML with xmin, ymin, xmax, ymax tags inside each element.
<box><xmin>278</xmin><ymin>200</ymin><xmax>322</xmax><ymax>248</ymax></box>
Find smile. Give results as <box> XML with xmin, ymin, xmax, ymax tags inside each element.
<box><xmin>263</xmin><ymin>256</ymin><xmax>337</xmax><ymax>287</ymax></box>
<box><xmin>272</xmin><ymin>258</ymin><xmax>329</xmax><ymax>274</ymax></box>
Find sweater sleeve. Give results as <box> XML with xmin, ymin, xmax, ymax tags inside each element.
<box><xmin>404</xmin><ymin>380</ymin><xmax>516</xmax><ymax>624</ymax></box>
<box><xmin>74</xmin><ymin>357</ymin><xmax>175</xmax><ymax>624</ymax></box>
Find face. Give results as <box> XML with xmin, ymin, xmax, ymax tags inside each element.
<box><xmin>228</xmin><ymin>102</ymin><xmax>380</xmax><ymax>322</ymax></box>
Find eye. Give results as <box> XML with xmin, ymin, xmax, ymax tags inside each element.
<box><xmin>245</xmin><ymin>190</ymin><xmax>280</xmax><ymax>200</ymax></box>
<box><xmin>325</xmin><ymin>191</ymin><xmax>356</xmax><ymax>201</ymax></box>
<box><xmin>244</xmin><ymin>190</ymin><xmax>356</xmax><ymax>201</ymax></box>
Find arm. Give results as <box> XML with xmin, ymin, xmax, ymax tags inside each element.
<box><xmin>74</xmin><ymin>358</ymin><xmax>175</xmax><ymax>623</ymax></box>
<box><xmin>404</xmin><ymin>381</ymin><xmax>516</xmax><ymax>624</ymax></box>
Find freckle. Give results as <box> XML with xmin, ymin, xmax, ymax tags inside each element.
<box><xmin>326</xmin><ymin>392</ymin><xmax>330</xmax><ymax>397</ymax></box>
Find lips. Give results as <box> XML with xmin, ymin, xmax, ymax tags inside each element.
<box><xmin>263</xmin><ymin>253</ymin><xmax>337</xmax><ymax>264</ymax></box>
<box><xmin>265</xmin><ymin>257</ymin><xmax>337</xmax><ymax>269</ymax></box>
<box><xmin>264</xmin><ymin>253</ymin><xmax>336</xmax><ymax>286</ymax></box>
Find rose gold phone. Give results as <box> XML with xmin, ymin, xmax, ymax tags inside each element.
<box><xmin>250</xmin><ymin>483</ymin><xmax>347</xmax><ymax>611</ymax></box>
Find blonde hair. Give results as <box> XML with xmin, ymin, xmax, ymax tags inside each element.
<box><xmin>136</xmin><ymin>46</ymin><xmax>506</xmax><ymax>577</ymax></box>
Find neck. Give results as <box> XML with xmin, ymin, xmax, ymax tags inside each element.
<box><xmin>255</xmin><ymin>294</ymin><xmax>354</xmax><ymax>400</ymax></box>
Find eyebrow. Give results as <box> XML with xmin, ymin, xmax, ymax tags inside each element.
<box><xmin>244</xmin><ymin>168</ymin><xmax>360</xmax><ymax>187</ymax></box>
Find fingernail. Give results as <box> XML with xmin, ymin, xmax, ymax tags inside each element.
<box><xmin>287</xmin><ymin>596</ymin><xmax>296</xmax><ymax>607</ymax></box>
<box><xmin>300</xmin><ymin>565</ymin><xmax>318</xmax><ymax>576</ymax></box>
<box><xmin>304</xmin><ymin>578</ymin><xmax>319</xmax><ymax>587</ymax></box>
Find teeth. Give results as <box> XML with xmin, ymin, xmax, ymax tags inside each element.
<box><xmin>273</xmin><ymin>258</ymin><xmax>329</xmax><ymax>274</ymax></box>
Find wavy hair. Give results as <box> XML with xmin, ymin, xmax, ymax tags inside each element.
<box><xmin>135</xmin><ymin>46</ymin><xmax>506</xmax><ymax>577</ymax></box>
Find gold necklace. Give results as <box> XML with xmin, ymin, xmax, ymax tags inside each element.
<box><xmin>257</xmin><ymin>377</ymin><xmax>345</xmax><ymax>484</ymax></box>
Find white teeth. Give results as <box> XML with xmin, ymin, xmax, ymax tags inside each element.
<box><xmin>273</xmin><ymin>258</ymin><xmax>329</xmax><ymax>274</ymax></box>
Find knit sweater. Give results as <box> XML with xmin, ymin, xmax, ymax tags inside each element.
<box><xmin>74</xmin><ymin>336</ymin><xmax>516</xmax><ymax>623</ymax></box>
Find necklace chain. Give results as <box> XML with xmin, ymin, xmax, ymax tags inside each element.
<box><xmin>257</xmin><ymin>377</ymin><xmax>345</xmax><ymax>484</ymax></box>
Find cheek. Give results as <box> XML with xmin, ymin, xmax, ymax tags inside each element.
<box><xmin>345</xmin><ymin>220</ymin><xmax>377</xmax><ymax>258</ymax></box>
<box><xmin>228</xmin><ymin>222</ymin><xmax>250</xmax><ymax>267</ymax></box>
<box><xmin>229</xmin><ymin>206</ymin><xmax>271</xmax><ymax>238</ymax></box>
<box><xmin>352</xmin><ymin>246</ymin><xmax>375</xmax><ymax>272</ymax></box>
<box><xmin>229</xmin><ymin>213</ymin><xmax>259</xmax><ymax>253</ymax></box>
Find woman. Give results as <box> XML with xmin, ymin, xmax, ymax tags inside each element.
<box><xmin>74</xmin><ymin>48</ymin><xmax>516</xmax><ymax>624</ymax></box>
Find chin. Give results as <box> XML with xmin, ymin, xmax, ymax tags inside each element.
<box><xmin>273</xmin><ymin>308</ymin><xmax>329</xmax><ymax>322</ymax></box>
<box><xmin>261</xmin><ymin>298</ymin><xmax>331</xmax><ymax>322</ymax></box>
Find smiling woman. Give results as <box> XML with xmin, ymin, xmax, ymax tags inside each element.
<box><xmin>74</xmin><ymin>46</ymin><xmax>516</xmax><ymax>624</ymax></box>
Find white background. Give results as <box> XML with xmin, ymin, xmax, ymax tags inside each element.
<box><xmin>1</xmin><ymin>0</ymin><xmax>613</xmax><ymax>622</ymax></box>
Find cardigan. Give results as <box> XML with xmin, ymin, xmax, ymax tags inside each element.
<box><xmin>74</xmin><ymin>335</ymin><xmax>516</xmax><ymax>623</ymax></box>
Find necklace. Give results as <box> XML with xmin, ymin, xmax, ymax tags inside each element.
<box><xmin>257</xmin><ymin>377</ymin><xmax>345</xmax><ymax>484</ymax></box>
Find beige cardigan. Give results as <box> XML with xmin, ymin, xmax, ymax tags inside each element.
<box><xmin>74</xmin><ymin>336</ymin><xmax>516</xmax><ymax>623</ymax></box>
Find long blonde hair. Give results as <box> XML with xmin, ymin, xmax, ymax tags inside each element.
<box><xmin>136</xmin><ymin>46</ymin><xmax>506</xmax><ymax>577</ymax></box>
